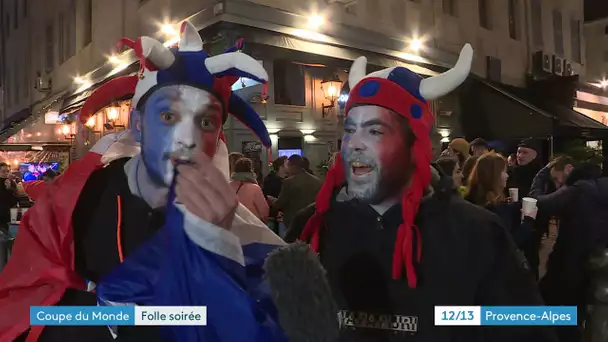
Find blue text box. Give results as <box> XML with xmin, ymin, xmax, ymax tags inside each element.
<box><xmin>481</xmin><ymin>306</ymin><xmax>577</xmax><ymax>326</ymax></box>
<box><xmin>30</xmin><ymin>306</ymin><xmax>135</xmax><ymax>326</ymax></box>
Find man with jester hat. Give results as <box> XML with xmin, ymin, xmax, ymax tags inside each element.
<box><xmin>0</xmin><ymin>21</ymin><xmax>292</xmax><ymax>342</ymax></box>
<box><xmin>296</xmin><ymin>45</ymin><xmax>557</xmax><ymax>341</ymax></box>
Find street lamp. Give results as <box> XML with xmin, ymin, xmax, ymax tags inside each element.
<box><xmin>321</xmin><ymin>75</ymin><xmax>343</xmax><ymax>118</ymax></box>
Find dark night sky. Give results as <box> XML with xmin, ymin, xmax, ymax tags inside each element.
<box><xmin>585</xmin><ymin>0</ymin><xmax>608</xmax><ymax>22</ymax></box>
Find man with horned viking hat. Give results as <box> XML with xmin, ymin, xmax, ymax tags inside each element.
<box><xmin>297</xmin><ymin>45</ymin><xmax>557</xmax><ymax>341</ymax></box>
<box><xmin>0</xmin><ymin>21</ymin><xmax>290</xmax><ymax>342</ymax></box>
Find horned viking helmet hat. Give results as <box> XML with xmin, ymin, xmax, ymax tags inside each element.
<box><xmin>301</xmin><ymin>44</ymin><xmax>474</xmax><ymax>288</ymax></box>
<box><xmin>79</xmin><ymin>20</ymin><xmax>271</xmax><ymax>147</ymax></box>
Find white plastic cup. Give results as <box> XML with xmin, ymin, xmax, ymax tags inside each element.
<box><xmin>522</xmin><ymin>197</ymin><xmax>538</xmax><ymax>216</ymax></box>
<box><xmin>509</xmin><ymin>188</ymin><xmax>519</xmax><ymax>202</ymax></box>
<box><xmin>9</xmin><ymin>208</ymin><xmax>18</xmax><ymax>223</ymax></box>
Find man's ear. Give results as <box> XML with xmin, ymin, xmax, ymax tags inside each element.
<box><xmin>129</xmin><ymin>109</ymin><xmax>142</xmax><ymax>143</ymax></box>
<box><xmin>565</xmin><ymin>164</ymin><xmax>574</xmax><ymax>174</ymax></box>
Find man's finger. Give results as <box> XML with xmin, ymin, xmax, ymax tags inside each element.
<box><xmin>178</xmin><ymin>170</ymin><xmax>236</xmax><ymax>219</ymax></box>
<box><xmin>178</xmin><ymin>163</ymin><xmax>233</xmax><ymax>204</ymax></box>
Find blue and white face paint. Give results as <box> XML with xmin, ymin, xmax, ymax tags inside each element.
<box><xmin>139</xmin><ymin>85</ymin><xmax>224</xmax><ymax>186</ymax></box>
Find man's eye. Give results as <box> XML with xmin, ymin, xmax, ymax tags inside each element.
<box><xmin>160</xmin><ymin>112</ymin><xmax>178</xmax><ymax>124</ymax></box>
<box><xmin>344</xmin><ymin>128</ymin><xmax>355</xmax><ymax>134</ymax></box>
<box><xmin>200</xmin><ymin>118</ymin><xmax>215</xmax><ymax>130</ymax></box>
<box><xmin>370</xmin><ymin>129</ymin><xmax>383</xmax><ymax>136</ymax></box>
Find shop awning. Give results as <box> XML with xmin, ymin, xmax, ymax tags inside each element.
<box><xmin>234</xmin><ymin>26</ymin><xmax>439</xmax><ymax>77</ymax></box>
<box><xmin>59</xmin><ymin>62</ymin><xmax>139</xmax><ymax>114</ymax></box>
<box><xmin>0</xmin><ymin>92</ymin><xmax>67</xmax><ymax>143</ymax></box>
<box><xmin>498</xmin><ymin>84</ymin><xmax>608</xmax><ymax>138</ymax></box>
<box><xmin>460</xmin><ymin>77</ymin><xmax>555</xmax><ymax>140</ymax></box>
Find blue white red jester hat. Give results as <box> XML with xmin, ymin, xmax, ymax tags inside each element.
<box><xmin>302</xmin><ymin>44</ymin><xmax>474</xmax><ymax>288</ymax></box>
<box><xmin>79</xmin><ymin>20</ymin><xmax>271</xmax><ymax>147</ymax></box>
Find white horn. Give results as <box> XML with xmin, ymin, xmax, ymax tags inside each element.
<box><xmin>205</xmin><ymin>52</ymin><xmax>269</xmax><ymax>82</ymax></box>
<box><xmin>348</xmin><ymin>56</ymin><xmax>368</xmax><ymax>88</ymax></box>
<box><xmin>419</xmin><ymin>43</ymin><xmax>473</xmax><ymax>100</ymax></box>
<box><xmin>178</xmin><ymin>21</ymin><xmax>203</xmax><ymax>52</ymax></box>
<box><xmin>140</xmin><ymin>36</ymin><xmax>175</xmax><ymax>69</ymax></box>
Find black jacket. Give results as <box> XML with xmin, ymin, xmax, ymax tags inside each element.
<box><xmin>508</xmin><ymin>160</ymin><xmax>543</xmax><ymax>198</ymax></box>
<box><xmin>262</xmin><ymin>171</ymin><xmax>284</xmax><ymax>198</ymax></box>
<box><xmin>537</xmin><ymin>177</ymin><xmax>608</xmax><ymax>299</ymax></box>
<box><xmin>0</xmin><ymin>178</ymin><xmax>17</xmax><ymax>224</ymax></box>
<box><xmin>295</xmin><ymin>169</ymin><xmax>556</xmax><ymax>342</ymax></box>
<box><xmin>17</xmin><ymin>159</ymin><xmax>164</xmax><ymax>342</ymax></box>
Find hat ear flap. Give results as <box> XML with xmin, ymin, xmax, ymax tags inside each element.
<box><xmin>228</xmin><ymin>94</ymin><xmax>271</xmax><ymax>148</ymax></box>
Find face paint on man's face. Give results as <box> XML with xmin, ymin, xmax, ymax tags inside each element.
<box><xmin>341</xmin><ymin>105</ymin><xmax>411</xmax><ymax>204</ymax></box>
<box><xmin>140</xmin><ymin>85</ymin><xmax>223</xmax><ymax>186</ymax></box>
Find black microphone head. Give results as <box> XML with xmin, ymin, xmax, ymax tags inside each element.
<box><xmin>264</xmin><ymin>242</ymin><xmax>339</xmax><ymax>342</ymax></box>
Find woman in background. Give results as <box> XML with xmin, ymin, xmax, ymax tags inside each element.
<box><xmin>230</xmin><ymin>158</ymin><xmax>269</xmax><ymax>222</ymax></box>
<box><xmin>228</xmin><ymin>152</ymin><xmax>244</xmax><ymax>175</ymax></box>
<box><xmin>466</xmin><ymin>152</ymin><xmax>537</xmax><ymax>249</ymax></box>
<box><xmin>435</xmin><ymin>158</ymin><xmax>465</xmax><ymax>197</ymax></box>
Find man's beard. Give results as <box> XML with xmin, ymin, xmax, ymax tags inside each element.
<box><xmin>344</xmin><ymin>155</ymin><xmax>389</xmax><ymax>204</ymax></box>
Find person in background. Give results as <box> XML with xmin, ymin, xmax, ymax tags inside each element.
<box><xmin>42</xmin><ymin>170</ymin><xmax>58</xmax><ymax>184</ymax></box>
<box><xmin>263</xmin><ymin>156</ymin><xmax>288</xmax><ymax>198</ymax></box>
<box><xmin>263</xmin><ymin>156</ymin><xmax>288</xmax><ymax>234</ymax></box>
<box><xmin>443</xmin><ymin>137</ymin><xmax>469</xmax><ymax>167</ymax></box>
<box><xmin>230</xmin><ymin>158</ymin><xmax>269</xmax><ymax>222</ymax></box>
<box><xmin>470</xmin><ymin>138</ymin><xmax>490</xmax><ymax>157</ymax></box>
<box><xmin>507</xmin><ymin>153</ymin><xmax>517</xmax><ymax>168</ymax></box>
<box><xmin>507</xmin><ymin>139</ymin><xmax>544</xmax><ymax>278</ymax></box>
<box><xmin>302</xmin><ymin>157</ymin><xmax>314</xmax><ymax>175</ymax></box>
<box><xmin>461</xmin><ymin>155</ymin><xmax>479</xmax><ymax>188</ymax></box>
<box><xmin>269</xmin><ymin>154</ymin><xmax>321</xmax><ymax>230</ymax></box>
<box><xmin>466</xmin><ymin>152</ymin><xmax>537</xmax><ymax>249</ymax></box>
<box><xmin>228</xmin><ymin>152</ymin><xmax>244</xmax><ymax>175</ymax></box>
<box><xmin>435</xmin><ymin>158</ymin><xmax>465</xmax><ymax>196</ymax></box>
<box><xmin>531</xmin><ymin>160</ymin><xmax>606</xmax><ymax>342</ymax></box>
<box><xmin>0</xmin><ymin>163</ymin><xmax>17</xmax><ymax>234</ymax></box>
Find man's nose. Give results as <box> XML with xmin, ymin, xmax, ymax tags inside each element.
<box><xmin>348</xmin><ymin>132</ymin><xmax>366</xmax><ymax>151</ymax></box>
<box><xmin>178</xmin><ymin>142</ymin><xmax>196</xmax><ymax>150</ymax></box>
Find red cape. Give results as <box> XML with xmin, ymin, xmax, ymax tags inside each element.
<box><xmin>0</xmin><ymin>152</ymin><xmax>104</xmax><ymax>342</ymax></box>
<box><xmin>23</xmin><ymin>180</ymin><xmax>46</xmax><ymax>202</ymax></box>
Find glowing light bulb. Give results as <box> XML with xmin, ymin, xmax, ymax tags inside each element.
<box><xmin>161</xmin><ymin>23</ymin><xmax>178</xmax><ymax>36</ymax></box>
<box><xmin>13</xmin><ymin>159</ymin><xmax>19</xmax><ymax>165</ymax></box>
<box><xmin>109</xmin><ymin>55</ymin><xmax>121</xmax><ymax>64</ymax></box>
<box><xmin>410</xmin><ymin>39</ymin><xmax>423</xmax><ymax>52</ymax></box>
<box><xmin>308</xmin><ymin>14</ymin><xmax>324</xmax><ymax>29</ymax></box>
<box><xmin>107</xmin><ymin>107</ymin><xmax>119</xmax><ymax>121</ymax></box>
<box><xmin>85</xmin><ymin>116</ymin><xmax>96</xmax><ymax>128</ymax></box>
<box><xmin>61</xmin><ymin>125</ymin><xmax>70</xmax><ymax>135</ymax></box>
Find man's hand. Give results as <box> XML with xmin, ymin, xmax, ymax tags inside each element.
<box><xmin>175</xmin><ymin>152</ymin><xmax>238</xmax><ymax>230</ymax></box>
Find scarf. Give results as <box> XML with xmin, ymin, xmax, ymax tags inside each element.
<box><xmin>231</xmin><ymin>172</ymin><xmax>258</xmax><ymax>184</ymax></box>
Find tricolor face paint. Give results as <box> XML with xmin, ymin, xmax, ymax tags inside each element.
<box><xmin>141</xmin><ymin>85</ymin><xmax>223</xmax><ymax>186</ymax></box>
<box><xmin>341</xmin><ymin>105</ymin><xmax>411</xmax><ymax>204</ymax></box>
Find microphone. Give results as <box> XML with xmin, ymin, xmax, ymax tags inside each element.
<box><xmin>264</xmin><ymin>242</ymin><xmax>340</xmax><ymax>342</ymax></box>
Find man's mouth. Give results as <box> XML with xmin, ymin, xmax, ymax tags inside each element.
<box><xmin>351</xmin><ymin>161</ymin><xmax>374</xmax><ymax>176</ymax></box>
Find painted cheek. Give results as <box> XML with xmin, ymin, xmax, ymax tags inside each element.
<box><xmin>200</xmin><ymin>130</ymin><xmax>219</xmax><ymax>158</ymax></box>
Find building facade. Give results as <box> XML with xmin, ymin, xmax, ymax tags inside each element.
<box><xmin>575</xmin><ymin>17</ymin><xmax>608</xmax><ymax>127</ymax></box>
<box><xmin>0</xmin><ymin>0</ymin><xmax>591</xmax><ymax>176</ymax></box>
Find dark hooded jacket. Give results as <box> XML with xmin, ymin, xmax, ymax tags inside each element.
<box><xmin>294</xmin><ymin>166</ymin><xmax>556</xmax><ymax>342</ymax></box>
<box><xmin>536</xmin><ymin>166</ymin><xmax>608</xmax><ymax>301</ymax></box>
